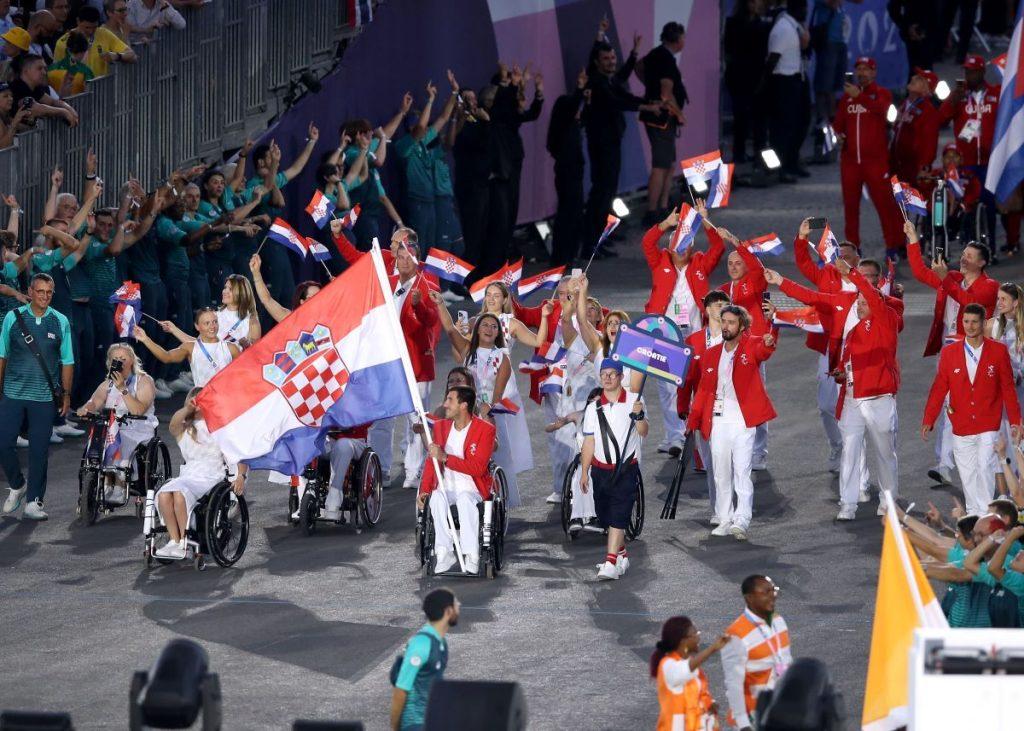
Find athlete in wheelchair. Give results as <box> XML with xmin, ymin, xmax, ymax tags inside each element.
<box><xmin>289</xmin><ymin>423</ymin><xmax>384</xmax><ymax>535</ymax></box>
<box><xmin>75</xmin><ymin>343</ymin><xmax>170</xmax><ymax>525</ymax></box>
<box><xmin>142</xmin><ymin>390</ymin><xmax>249</xmax><ymax>569</ymax></box>
<box><xmin>415</xmin><ymin>386</ymin><xmax>507</xmax><ymax>578</ymax></box>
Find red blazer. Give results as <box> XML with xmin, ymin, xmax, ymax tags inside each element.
<box><xmin>675</xmin><ymin>327</ymin><xmax>717</xmax><ymax>418</ymax></box>
<box><xmin>889</xmin><ymin>96</ymin><xmax>940</xmax><ymax>181</ymax></box>
<box><xmin>687</xmin><ymin>333</ymin><xmax>776</xmax><ymax>438</ymax></box>
<box><xmin>333</xmin><ymin>230</ymin><xmax>440</xmax><ymax>381</ymax></box>
<box><xmin>642</xmin><ymin>223</ymin><xmax>725</xmax><ymax>317</ymax></box>
<box><xmin>717</xmin><ymin>244</ymin><xmax>769</xmax><ymax>334</ymax></box>
<box><xmin>923</xmin><ymin>337</ymin><xmax>1022</xmax><ymax>436</ymax></box>
<box><xmin>418</xmin><ymin>416</ymin><xmax>496</xmax><ymax>500</ymax></box>
<box><xmin>906</xmin><ymin>241</ymin><xmax>999</xmax><ymax>356</ymax></box>
<box><xmin>938</xmin><ymin>83</ymin><xmax>1001</xmax><ymax>167</ymax></box>
<box><xmin>833</xmin><ymin>82</ymin><xmax>891</xmax><ymax>164</ymax></box>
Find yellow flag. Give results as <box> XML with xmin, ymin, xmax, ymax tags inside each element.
<box><xmin>861</xmin><ymin>495</ymin><xmax>948</xmax><ymax>731</ymax></box>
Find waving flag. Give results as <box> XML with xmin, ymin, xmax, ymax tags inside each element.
<box><xmin>773</xmin><ymin>306</ymin><xmax>824</xmax><ymax>334</ymax></box>
<box><xmin>305</xmin><ymin>190</ymin><xmax>336</xmax><ymax>229</ymax></box>
<box><xmin>346</xmin><ymin>0</ymin><xmax>372</xmax><ymax>27</ymax></box>
<box><xmin>109</xmin><ymin>280</ymin><xmax>142</xmax><ymax>338</ymax></box>
<box><xmin>706</xmin><ymin>162</ymin><xmax>734</xmax><ymax>208</ymax></box>
<box><xmin>878</xmin><ymin>259</ymin><xmax>896</xmax><ymax>296</ymax></box>
<box><xmin>817</xmin><ymin>224</ymin><xmax>839</xmax><ymax>264</ymax></box>
<box><xmin>945</xmin><ymin>165</ymin><xmax>964</xmax><ymax>199</ymax></box>
<box><xmin>986</xmin><ymin>3</ymin><xmax>1024</xmax><ymax>203</ymax></box>
<box><xmin>518</xmin><ymin>265</ymin><xmax>565</xmax><ymax>299</ymax></box>
<box><xmin>680</xmin><ymin>150</ymin><xmax>722</xmax><ymax>185</ymax></box>
<box><xmin>993</xmin><ymin>52</ymin><xmax>1008</xmax><ymax>78</ymax></box>
<box><xmin>670</xmin><ymin>203</ymin><xmax>702</xmax><ymax>253</ymax></box>
<box><xmin>742</xmin><ymin>233</ymin><xmax>783</xmax><ymax>257</ymax></box>
<box><xmin>468</xmin><ymin>260</ymin><xmax>523</xmax><ymax>303</ymax></box>
<box><xmin>423</xmin><ymin>248</ymin><xmax>474</xmax><ymax>285</ymax></box>
<box><xmin>539</xmin><ymin>364</ymin><xmax>565</xmax><ymax>395</ymax></box>
<box><xmin>901</xmin><ymin>183</ymin><xmax>928</xmax><ymax>216</ymax></box>
<box><xmin>306</xmin><ymin>238</ymin><xmax>333</xmax><ymax>262</ymax></box>
<box><xmin>596</xmin><ymin>214</ymin><xmax>620</xmax><ymax>250</ymax></box>
<box><xmin>862</xmin><ymin>491</ymin><xmax>947</xmax><ymax>731</ymax></box>
<box><xmin>195</xmin><ymin>248</ymin><xmax>417</xmax><ymax>472</ymax></box>
<box><xmin>268</xmin><ymin>218</ymin><xmax>310</xmax><ymax>257</ymax></box>
<box><xmin>102</xmin><ymin>410</ymin><xmax>123</xmax><ymax>467</ymax></box>
<box><xmin>338</xmin><ymin>204</ymin><xmax>360</xmax><ymax>230</ymax></box>
<box><xmin>536</xmin><ymin>341</ymin><xmax>568</xmax><ymax>363</ymax></box>
<box><xmin>488</xmin><ymin>397</ymin><xmax>521</xmax><ymax>415</ymax></box>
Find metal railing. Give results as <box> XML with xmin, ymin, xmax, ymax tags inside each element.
<box><xmin>0</xmin><ymin>0</ymin><xmax>347</xmax><ymax>226</ymax></box>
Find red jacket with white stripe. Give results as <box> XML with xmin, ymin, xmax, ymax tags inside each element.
<box><xmin>833</xmin><ymin>82</ymin><xmax>891</xmax><ymax>164</ymax></box>
<box><xmin>906</xmin><ymin>240</ymin><xmax>999</xmax><ymax>357</ymax></box>
<box><xmin>417</xmin><ymin>416</ymin><xmax>495</xmax><ymax>500</ymax></box>
<box><xmin>687</xmin><ymin>332</ymin><xmax>776</xmax><ymax>438</ymax></box>
<box><xmin>642</xmin><ymin>222</ymin><xmax>725</xmax><ymax>317</ymax></box>
<box><xmin>923</xmin><ymin>337</ymin><xmax>1022</xmax><ymax>436</ymax></box>
<box><xmin>937</xmin><ymin>82</ymin><xmax>1001</xmax><ymax>167</ymax></box>
<box><xmin>718</xmin><ymin>244</ymin><xmax>769</xmax><ymax>335</ymax></box>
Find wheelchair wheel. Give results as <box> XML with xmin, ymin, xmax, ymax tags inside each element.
<box><xmin>423</xmin><ymin>507</ymin><xmax>436</xmax><ymax>575</ymax></box>
<box><xmin>143</xmin><ymin>439</ymin><xmax>172</xmax><ymax>493</ymax></box>
<box><xmin>299</xmin><ymin>490</ymin><xmax>317</xmax><ymax>536</ymax></box>
<box><xmin>203</xmin><ymin>482</ymin><xmax>249</xmax><ymax>567</ymax></box>
<box><xmin>78</xmin><ymin>468</ymin><xmax>100</xmax><ymax>525</ymax></box>
<box><xmin>356</xmin><ymin>450</ymin><xmax>383</xmax><ymax>527</ymax></box>
<box><xmin>490</xmin><ymin>502</ymin><xmax>505</xmax><ymax>576</ymax></box>
<box><xmin>491</xmin><ymin>464</ymin><xmax>509</xmax><ymax>536</ymax></box>
<box><xmin>560</xmin><ymin>455</ymin><xmax>580</xmax><ymax>538</ymax></box>
<box><xmin>416</xmin><ymin>506</ymin><xmax>428</xmax><ymax>566</ymax></box>
<box><xmin>626</xmin><ymin>470</ymin><xmax>645</xmax><ymax>541</ymax></box>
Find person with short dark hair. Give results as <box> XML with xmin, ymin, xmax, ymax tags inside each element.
<box><xmin>720</xmin><ymin>575</ymin><xmax>792</xmax><ymax>731</ymax></box>
<box><xmin>46</xmin><ymin>29</ymin><xmax>93</xmax><ymax>97</ymax></box>
<box><xmin>10</xmin><ymin>52</ymin><xmax>78</xmax><ymax>126</ymax></box>
<box><xmin>763</xmin><ymin>0</ymin><xmax>811</xmax><ymax>182</ymax></box>
<box><xmin>52</xmin><ymin>4</ymin><xmax>135</xmax><ymax>77</ymax></box>
<box><xmin>390</xmin><ymin>587</ymin><xmax>459</xmax><ymax>731</ymax></box>
<box><xmin>0</xmin><ymin>271</ymin><xmax>74</xmax><ymax>521</ymax></box>
<box><xmin>651</xmin><ymin>615</ymin><xmax>729</xmax><ymax>730</ymax></box>
<box><xmin>125</xmin><ymin>0</ymin><xmax>186</xmax><ymax>45</ymax></box>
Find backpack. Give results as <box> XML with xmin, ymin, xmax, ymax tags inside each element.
<box><xmin>389</xmin><ymin>630</ymin><xmax>439</xmax><ymax>686</ymax></box>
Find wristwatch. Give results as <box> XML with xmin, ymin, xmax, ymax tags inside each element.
<box><xmin>120</xmin><ymin>387</ymin><xmax>129</xmax><ymax>396</ymax></box>
<box><xmin>630</xmin><ymin>410</ymin><xmax>646</xmax><ymax>422</ymax></box>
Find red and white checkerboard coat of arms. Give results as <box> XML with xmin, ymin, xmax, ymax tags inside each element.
<box><xmin>443</xmin><ymin>256</ymin><xmax>456</xmax><ymax>274</ymax></box>
<box><xmin>262</xmin><ymin>324</ymin><xmax>350</xmax><ymax>427</ymax></box>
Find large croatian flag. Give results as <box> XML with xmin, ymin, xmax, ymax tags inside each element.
<box><xmin>197</xmin><ymin>250</ymin><xmax>416</xmax><ymax>472</ymax></box>
<box><xmin>986</xmin><ymin>2</ymin><xmax>1024</xmax><ymax>204</ymax></box>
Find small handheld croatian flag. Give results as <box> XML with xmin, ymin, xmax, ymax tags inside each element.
<box><xmin>109</xmin><ymin>280</ymin><xmax>142</xmax><ymax>338</ymax></box>
<box><xmin>670</xmin><ymin>203</ymin><xmax>702</xmax><ymax>253</ymax></box>
<box><xmin>773</xmin><ymin>307</ymin><xmax>824</xmax><ymax>333</ymax></box>
<box><xmin>878</xmin><ymin>258</ymin><xmax>896</xmax><ymax>296</ymax></box>
<box><xmin>517</xmin><ymin>265</ymin><xmax>565</xmax><ymax>299</ymax></box>
<box><xmin>945</xmin><ymin>165</ymin><xmax>964</xmax><ymax>199</ymax></box>
<box><xmin>338</xmin><ymin>204</ymin><xmax>360</xmax><ymax>230</ymax></box>
<box><xmin>268</xmin><ymin>218</ymin><xmax>310</xmax><ymax>257</ymax></box>
<box><xmin>901</xmin><ymin>182</ymin><xmax>928</xmax><ymax>216</ymax></box>
<box><xmin>102</xmin><ymin>410</ymin><xmax>122</xmax><ymax>467</ymax></box>
<box><xmin>597</xmin><ymin>214</ymin><xmax>620</xmax><ymax>250</ymax></box>
<box><xmin>706</xmin><ymin>162</ymin><xmax>734</xmax><ymax>208</ymax></box>
<box><xmin>423</xmin><ymin>248</ymin><xmax>474</xmax><ymax>285</ymax></box>
<box><xmin>535</xmin><ymin>340</ymin><xmax>568</xmax><ymax>364</ymax></box>
<box><xmin>488</xmin><ymin>397</ymin><xmax>521</xmax><ymax>415</ymax></box>
<box><xmin>743</xmin><ymin>233</ymin><xmax>783</xmax><ymax>257</ymax></box>
<box><xmin>468</xmin><ymin>260</ymin><xmax>524</xmax><ymax>303</ymax></box>
<box><xmin>305</xmin><ymin>190</ymin><xmax>336</xmax><ymax>229</ymax></box>
<box><xmin>680</xmin><ymin>150</ymin><xmax>723</xmax><ymax>186</ymax></box>
<box><xmin>817</xmin><ymin>224</ymin><xmax>839</xmax><ymax>264</ymax></box>
<box><xmin>306</xmin><ymin>238</ymin><xmax>333</xmax><ymax>262</ymax></box>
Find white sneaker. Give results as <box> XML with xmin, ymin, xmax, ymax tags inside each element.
<box><xmin>434</xmin><ymin>550</ymin><xmax>457</xmax><ymax>574</ymax></box>
<box><xmin>155</xmin><ymin>378</ymin><xmax>172</xmax><ymax>393</ymax></box>
<box><xmin>322</xmin><ymin>508</ymin><xmax>341</xmax><ymax>521</ymax></box>
<box><xmin>730</xmin><ymin>524</ymin><xmax>748</xmax><ymax>541</ymax></box>
<box><xmin>402</xmin><ymin>474</ymin><xmax>420</xmax><ymax>489</ymax></box>
<box><xmin>290</xmin><ymin>508</ymin><xmax>300</xmax><ymax>520</ymax></box>
<box><xmin>568</xmin><ymin>518</ymin><xmax>584</xmax><ymax>536</ymax></box>
<box><xmin>858</xmin><ymin>489</ymin><xmax>871</xmax><ymax>504</ymax></box>
<box><xmin>23</xmin><ymin>499</ymin><xmax>47</xmax><ymax>520</ymax></box>
<box><xmin>617</xmin><ymin>555</ymin><xmax>630</xmax><ymax>575</ymax></box>
<box><xmin>597</xmin><ymin>561</ymin><xmax>619</xmax><ymax>580</ymax></box>
<box><xmin>16</xmin><ymin>436</ymin><xmax>28</xmax><ymax>448</ymax></box>
<box><xmin>710</xmin><ymin>515</ymin><xmax>721</xmax><ymax>526</ymax></box>
<box><xmin>49</xmin><ymin>432</ymin><xmax>63</xmax><ymax>445</ymax></box>
<box><xmin>155</xmin><ymin>540</ymin><xmax>186</xmax><ymax>559</ymax></box>
<box><xmin>55</xmin><ymin>423</ymin><xmax>85</xmax><ymax>437</ymax></box>
<box><xmin>3</xmin><ymin>486</ymin><xmax>26</xmax><ymax>514</ymax></box>
<box><xmin>837</xmin><ymin>505</ymin><xmax>857</xmax><ymax>521</ymax></box>
<box><xmin>582</xmin><ymin>518</ymin><xmax>604</xmax><ymax>533</ymax></box>
<box><xmin>877</xmin><ymin>503</ymin><xmax>888</xmax><ymax>516</ymax></box>
<box><xmin>441</xmin><ymin>290</ymin><xmax>463</xmax><ymax>304</ymax></box>
<box><xmin>751</xmin><ymin>461</ymin><xmax>767</xmax><ymax>471</ymax></box>
<box><xmin>180</xmin><ymin>371</ymin><xmax>195</xmax><ymax>386</ymax></box>
<box><xmin>710</xmin><ymin>523</ymin><xmax>733</xmax><ymax>537</ymax></box>
<box><xmin>167</xmin><ymin>375</ymin><xmax>192</xmax><ymax>393</ymax></box>
<box><xmin>464</xmin><ymin>555</ymin><xmax>480</xmax><ymax>574</ymax></box>
<box><xmin>545</xmin><ymin>492</ymin><xmax>561</xmax><ymax>504</ymax></box>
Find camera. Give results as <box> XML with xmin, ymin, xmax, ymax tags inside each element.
<box><xmin>108</xmin><ymin>358</ymin><xmax>124</xmax><ymax>378</ymax></box>
<box><xmin>19</xmin><ymin>97</ymin><xmax>33</xmax><ymax>110</ymax></box>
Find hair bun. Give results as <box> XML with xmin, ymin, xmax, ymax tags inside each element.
<box><xmin>655</xmin><ymin>640</ymin><xmax>669</xmax><ymax>652</ymax></box>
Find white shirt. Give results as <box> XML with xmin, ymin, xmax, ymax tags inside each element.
<box><xmin>660</xmin><ymin>656</ymin><xmax>697</xmax><ymax>694</ymax></box>
<box><xmin>217</xmin><ymin>308</ymin><xmax>250</xmax><ymax>344</ymax></box>
<box><xmin>582</xmin><ymin>389</ymin><xmax>643</xmax><ymax>465</ymax></box>
<box><xmin>443</xmin><ymin>422</ymin><xmax>477</xmax><ymax>496</ymax></box>
<box><xmin>189</xmin><ymin>338</ymin><xmax>233</xmax><ymax>387</ymax></box>
<box><xmin>716</xmin><ymin>346</ymin><xmax>745</xmax><ymax>423</ymax></box>
<box><xmin>943</xmin><ymin>280</ymin><xmax>967</xmax><ymax>335</ymax></box>
<box><xmin>839</xmin><ymin>277</ymin><xmax>857</xmax><ymax>293</ymax></box>
<box><xmin>126</xmin><ymin>0</ymin><xmax>187</xmax><ymax>43</ymax></box>
<box><xmin>964</xmin><ymin>340</ymin><xmax>983</xmax><ymax>383</ymax></box>
<box><xmin>768</xmin><ymin>12</ymin><xmax>803</xmax><ymax>76</ymax></box>
<box><xmin>668</xmin><ymin>266</ymin><xmax>700</xmax><ymax>332</ymax></box>
<box><xmin>393</xmin><ymin>276</ymin><xmax>415</xmax><ymax>314</ymax></box>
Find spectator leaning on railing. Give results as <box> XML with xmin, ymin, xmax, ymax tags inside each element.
<box><xmin>53</xmin><ymin>6</ymin><xmax>135</xmax><ymax>79</ymax></box>
<box><xmin>102</xmin><ymin>0</ymin><xmax>131</xmax><ymax>45</ymax></box>
<box><xmin>10</xmin><ymin>53</ymin><xmax>78</xmax><ymax>126</ymax></box>
<box><xmin>47</xmin><ymin>30</ymin><xmax>93</xmax><ymax>96</ymax></box>
<box><xmin>0</xmin><ymin>81</ymin><xmax>30</xmax><ymax>147</ymax></box>
<box><xmin>125</xmin><ymin>0</ymin><xmax>186</xmax><ymax>45</ymax></box>
<box><xmin>27</xmin><ymin>10</ymin><xmax>60</xmax><ymax>64</ymax></box>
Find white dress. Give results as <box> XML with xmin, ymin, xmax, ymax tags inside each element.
<box><xmin>157</xmin><ymin>420</ymin><xmax>234</xmax><ymax>518</ymax></box>
<box><xmin>217</xmin><ymin>308</ymin><xmax>251</xmax><ymax>344</ymax></box>
<box><xmin>102</xmin><ymin>375</ymin><xmax>158</xmax><ymax>467</ymax></box>
<box><xmin>497</xmin><ymin>312</ymin><xmax>517</xmax><ymax>349</ymax></box>
<box><xmin>189</xmin><ymin>338</ymin><xmax>233</xmax><ymax>387</ymax></box>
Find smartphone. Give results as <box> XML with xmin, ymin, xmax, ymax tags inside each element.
<box><xmin>807</xmin><ymin>217</ymin><xmax>828</xmax><ymax>229</ymax></box>
<box><xmin>571</xmin><ymin>267</ymin><xmax>582</xmax><ymax>278</ymax></box>
<box><xmin>762</xmin><ymin>291</ymin><xmax>771</xmax><ymax>302</ymax></box>
<box><xmin>844</xmin><ymin>72</ymin><xmax>855</xmax><ymax>85</ymax></box>
<box><xmin>456</xmin><ymin>310</ymin><xmax>468</xmax><ymax>325</ymax></box>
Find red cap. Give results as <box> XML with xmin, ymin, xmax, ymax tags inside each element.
<box><xmin>942</xmin><ymin>142</ymin><xmax>959</xmax><ymax>155</ymax></box>
<box><xmin>854</xmin><ymin>56</ymin><xmax>876</xmax><ymax>70</ymax></box>
<box><xmin>963</xmin><ymin>54</ymin><xmax>986</xmax><ymax>70</ymax></box>
<box><xmin>913</xmin><ymin>67</ymin><xmax>938</xmax><ymax>92</ymax></box>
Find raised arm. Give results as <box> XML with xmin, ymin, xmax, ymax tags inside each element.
<box><xmin>248</xmin><ymin>253</ymin><xmax>291</xmax><ymax>324</ymax></box>
<box><xmin>903</xmin><ymin>220</ymin><xmax>943</xmax><ymax>290</ymax></box>
<box><xmin>508</xmin><ymin>313</ymin><xmax>549</xmax><ymax>349</ymax></box>
<box><xmin>132</xmin><ymin>325</ymin><xmax>191</xmax><ymax>364</ymax></box>
<box><xmin>281</xmin><ymin>123</ymin><xmax>319</xmax><ymax>183</ymax></box>
<box><xmin>574</xmin><ymin>275</ymin><xmax>602</xmax><ymax>355</ymax></box>
<box><xmin>381</xmin><ymin>92</ymin><xmax>414</xmax><ymax>141</ymax></box>
<box><xmin>329</xmin><ymin>219</ymin><xmax>363</xmax><ymax>265</ymax></box>
<box><xmin>793</xmin><ymin>218</ymin><xmax>829</xmax><ymax>286</ymax></box>
<box><xmin>428</xmin><ymin>290</ymin><xmax>469</xmax><ymax>361</ymax></box>
<box><xmin>989</xmin><ymin>527</ymin><xmax>1024</xmax><ymax>580</ymax></box>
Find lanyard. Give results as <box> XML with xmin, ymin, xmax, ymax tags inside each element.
<box><xmin>745</xmin><ymin>609</ymin><xmax>783</xmax><ymax>665</ymax></box>
<box><xmin>471</xmin><ymin>347</ymin><xmax>501</xmax><ymax>400</ymax></box>
<box><xmin>225</xmin><ymin>314</ymin><xmax>244</xmax><ymax>337</ymax></box>
<box><xmin>964</xmin><ymin>342</ymin><xmax>981</xmax><ymax>366</ymax></box>
<box><xmin>196</xmin><ymin>339</ymin><xmax>217</xmax><ymax>366</ymax></box>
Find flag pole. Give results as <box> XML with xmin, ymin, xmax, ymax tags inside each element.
<box><xmin>368</xmin><ymin>238</ymin><xmax>467</xmax><ymax>573</ymax></box>
<box><xmin>254</xmin><ymin>233</ymin><xmax>269</xmax><ymax>256</ymax></box>
<box><xmin>882</xmin><ymin>489</ymin><xmax>927</xmax><ymax>623</ymax></box>
<box><xmin>318</xmin><ymin>259</ymin><xmax>335</xmax><ymax>281</ymax></box>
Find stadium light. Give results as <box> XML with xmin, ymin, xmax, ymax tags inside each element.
<box><xmin>760</xmin><ymin>148</ymin><xmax>781</xmax><ymax>170</ymax></box>
<box><xmin>935</xmin><ymin>80</ymin><xmax>951</xmax><ymax>100</ymax></box>
<box><xmin>887</xmin><ymin>104</ymin><xmax>898</xmax><ymax>123</ymax></box>
<box><xmin>611</xmin><ymin>198</ymin><xmax>629</xmax><ymax>217</ymax></box>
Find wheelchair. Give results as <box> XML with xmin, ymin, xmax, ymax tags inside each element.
<box><xmin>76</xmin><ymin>409</ymin><xmax>171</xmax><ymax>526</ymax></box>
<box><xmin>416</xmin><ymin>462</ymin><xmax>507</xmax><ymax>578</ymax></box>
<box><xmin>559</xmin><ymin>454</ymin><xmax>644</xmax><ymax>541</ymax></box>
<box><xmin>142</xmin><ymin>472</ymin><xmax>250</xmax><ymax>571</ymax></box>
<box><xmin>288</xmin><ymin>445</ymin><xmax>383</xmax><ymax>535</ymax></box>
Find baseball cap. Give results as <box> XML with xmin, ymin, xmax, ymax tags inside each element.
<box><xmin>913</xmin><ymin>67</ymin><xmax>938</xmax><ymax>92</ymax></box>
<box><xmin>599</xmin><ymin>358</ymin><xmax>622</xmax><ymax>374</ymax></box>
<box><xmin>943</xmin><ymin>142</ymin><xmax>959</xmax><ymax>155</ymax></box>
<box><xmin>854</xmin><ymin>56</ymin><xmax>876</xmax><ymax>69</ymax></box>
<box><xmin>2</xmin><ymin>27</ymin><xmax>30</xmax><ymax>53</ymax></box>
<box><xmin>963</xmin><ymin>54</ymin><xmax>986</xmax><ymax>70</ymax></box>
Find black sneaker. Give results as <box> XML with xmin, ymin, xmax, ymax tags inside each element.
<box><xmin>568</xmin><ymin>518</ymin><xmax>584</xmax><ymax>535</ymax></box>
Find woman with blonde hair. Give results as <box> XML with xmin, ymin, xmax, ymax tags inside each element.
<box><xmin>218</xmin><ymin>273</ymin><xmax>261</xmax><ymax>346</ymax></box>
<box><xmin>134</xmin><ymin>308</ymin><xmax>240</xmax><ymax>388</ymax></box>
<box><xmin>449</xmin><ymin>281</ymin><xmax>548</xmax><ymax>351</ymax></box>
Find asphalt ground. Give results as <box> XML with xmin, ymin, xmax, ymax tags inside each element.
<box><xmin>4</xmin><ymin>140</ymin><xmax>1024</xmax><ymax>729</ymax></box>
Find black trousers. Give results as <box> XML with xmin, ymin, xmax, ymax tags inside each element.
<box><xmin>768</xmin><ymin>73</ymin><xmax>807</xmax><ymax>173</ymax></box>
<box><xmin>480</xmin><ymin>177</ymin><xmax>513</xmax><ymax>278</ymax></box>
<box><xmin>728</xmin><ymin>82</ymin><xmax>767</xmax><ymax>163</ymax></box>
<box><xmin>584</xmin><ymin>138</ymin><xmax>622</xmax><ymax>256</ymax></box>
<box><xmin>551</xmin><ymin>160</ymin><xmax>584</xmax><ymax>265</ymax></box>
<box><xmin>455</xmin><ymin>181</ymin><xmax>489</xmax><ymax>270</ymax></box>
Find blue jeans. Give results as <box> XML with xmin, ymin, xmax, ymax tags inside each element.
<box><xmin>0</xmin><ymin>397</ymin><xmax>57</xmax><ymax>502</ymax></box>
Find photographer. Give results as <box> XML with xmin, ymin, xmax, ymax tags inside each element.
<box><xmin>76</xmin><ymin>343</ymin><xmax>157</xmax><ymax>503</ymax></box>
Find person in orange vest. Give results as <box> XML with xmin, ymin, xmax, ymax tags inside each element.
<box><xmin>651</xmin><ymin>615</ymin><xmax>730</xmax><ymax>731</ymax></box>
<box><xmin>720</xmin><ymin>575</ymin><xmax>792</xmax><ymax>731</ymax></box>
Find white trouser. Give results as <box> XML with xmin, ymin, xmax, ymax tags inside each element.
<box><xmin>710</xmin><ymin>420</ymin><xmax>756</xmax><ymax>529</ymax></box>
<box><xmin>429</xmin><ymin>488</ymin><xmax>481</xmax><ymax>560</ymax></box>
<box><xmin>324</xmin><ymin>438</ymin><xmax>367</xmax><ymax>511</ymax></box>
<box><xmin>543</xmin><ymin>395</ymin><xmax>576</xmax><ymax>495</ymax></box>
<box><xmin>753</xmin><ymin>362</ymin><xmax>768</xmax><ymax>465</ymax></box>
<box><xmin>369</xmin><ymin>381</ymin><xmax>431</xmax><ymax>476</ymax></box>
<box><xmin>570</xmin><ymin>463</ymin><xmax>596</xmax><ymax>520</ymax></box>
<box><xmin>952</xmin><ymin>431</ymin><xmax>999</xmax><ymax>515</ymax></box>
<box><xmin>816</xmin><ymin>355</ymin><xmax>843</xmax><ymax>454</ymax></box>
<box><xmin>695</xmin><ymin>431</ymin><xmax>715</xmax><ymax>511</ymax></box>
<box><xmin>656</xmin><ymin>378</ymin><xmax>685</xmax><ymax>446</ymax></box>
<box><xmin>838</xmin><ymin>394</ymin><xmax>899</xmax><ymax>508</ymax></box>
<box><xmin>934</xmin><ymin>406</ymin><xmax>956</xmax><ymax>472</ymax></box>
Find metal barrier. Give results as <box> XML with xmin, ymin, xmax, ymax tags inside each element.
<box><xmin>0</xmin><ymin>0</ymin><xmax>347</xmax><ymax>228</ymax></box>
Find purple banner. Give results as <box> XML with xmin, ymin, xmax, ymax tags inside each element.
<box><xmin>611</xmin><ymin>323</ymin><xmax>692</xmax><ymax>386</ymax></box>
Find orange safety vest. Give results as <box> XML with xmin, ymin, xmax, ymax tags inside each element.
<box><xmin>656</xmin><ymin>653</ymin><xmax>719</xmax><ymax>731</ymax></box>
<box><xmin>724</xmin><ymin>611</ymin><xmax>791</xmax><ymax>727</ymax></box>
